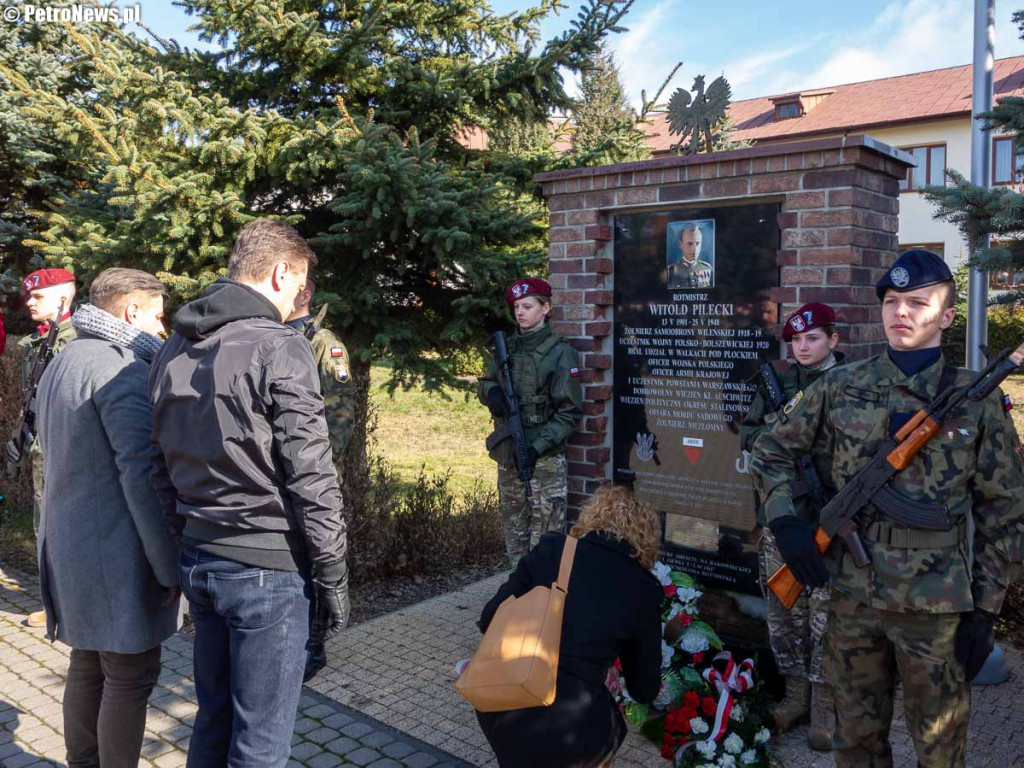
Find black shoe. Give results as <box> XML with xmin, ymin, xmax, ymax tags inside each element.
<box><xmin>303</xmin><ymin>643</ymin><xmax>327</xmax><ymax>683</ymax></box>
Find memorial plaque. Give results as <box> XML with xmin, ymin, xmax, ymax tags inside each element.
<box><xmin>612</xmin><ymin>203</ymin><xmax>780</xmax><ymax>596</ymax></box>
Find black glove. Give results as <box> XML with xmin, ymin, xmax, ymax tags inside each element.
<box><xmin>313</xmin><ymin>563</ymin><xmax>350</xmax><ymax>640</ymax></box>
<box><xmin>485</xmin><ymin>386</ymin><xmax>506</xmax><ymax>417</ymax></box>
<box><xmin>954</xmin><ymin>609</ymin><xmax>996</xmax><ymax>682</ymax></box>
<box><xmin>768</xmin><ymin>515</ymin><xmax>829</xmax><ymax>588</ymax></box>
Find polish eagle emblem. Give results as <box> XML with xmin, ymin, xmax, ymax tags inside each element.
<box><xmin>667</xmin><ymin>75</ymin><xmax>733</xmax><ymax>155</ymax></box>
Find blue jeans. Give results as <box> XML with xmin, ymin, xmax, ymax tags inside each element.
<box><xmin>179</xmin><ymin>548</ymin><xmax>311</xmax><ymax>768</ymax></box>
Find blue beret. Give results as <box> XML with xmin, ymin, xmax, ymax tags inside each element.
<box><xmin>875</xmin><ymin>249</ymin><xmax>953</xmax><ymax>300</ymax></box>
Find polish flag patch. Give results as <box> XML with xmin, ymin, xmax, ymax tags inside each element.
<box><xmin>569</xmin><ymin>367</ymin><xmax>580</xmax><ymax>377</ymax></box>
<box><xmin>1005</xmin><ymin>394</ymin><xmax>1014</xmax><ymax>412</ymax></box>
<box><xmin>330</xmin><ymin>347</ymin><xmax>345</xmax><ymax>358</ymax></box>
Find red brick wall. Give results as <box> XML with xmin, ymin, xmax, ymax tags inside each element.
<box><xmin>535</xmin><ymin>135</ymin><xmax>911</xmax><ymax>514</ymax></box>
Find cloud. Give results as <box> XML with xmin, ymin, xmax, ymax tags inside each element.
<box><xmin>605</xmin><ymin>0</ymin><xmax>686</xmax><ymax>108</ymax></box>
<box><xmin>758</xmin><ymin>0</ymin><xmax>1024</xmax><ymax>97</ymax></box>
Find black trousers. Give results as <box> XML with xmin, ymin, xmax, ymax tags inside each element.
<box><xmin>63</xmin><ymin>645</ymin><xmax>162</xmax><ymax>768</ymax></box>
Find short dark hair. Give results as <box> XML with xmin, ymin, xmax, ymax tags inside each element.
<box><xmin>227</xmin><ymin>219</ymin><xmax>318</xmax><ymax>283</ymax></box>
<box><xmin>940</xmin><ymin>280</ymin><xmax>956</xmax><ymax>310</ymax></box>
<box><xmin>89</xmin><ymin>268</ymin><xmax>167</xmax><ymax>317</ymax></box>
<box><xmin>820</xmin><ymin>324</ymin><xmax>838</xmax><ymax>338</ymax></box>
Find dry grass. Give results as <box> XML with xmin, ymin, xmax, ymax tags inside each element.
<box><xmin>369</xmin><ymin>364</ymin><xmax>495</xmax><ymax>496</ymax></box>
<box><xmin>1002</xmin><ymin>374</ymin><xmax>1024</xmax><ymax>439</ymax></box>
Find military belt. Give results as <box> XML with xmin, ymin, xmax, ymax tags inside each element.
<box><xmin>863</xmin><ymin>520</ymin><xmax>964</xmax><ymax>549</ymax></box>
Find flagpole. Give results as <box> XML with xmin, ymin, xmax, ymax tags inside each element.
<box><xmin>967</xmin><ymin>0</ymin><xmax>995</xmax><ymax>370</ymax></box>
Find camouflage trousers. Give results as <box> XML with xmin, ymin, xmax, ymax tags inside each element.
<box><xmin>825</xmin><ymin>590</ymin><xmax>969</xmax><ymax>768</ymax></box>
<box><xmin>759</xmin><ymin>529</ymin><xmax>829</xmax><ymax>683</ymax></box>
<box><xmin>497</xmin><ymin>453</ymin><xmax>567</xmax><ymax>565</ymax></box>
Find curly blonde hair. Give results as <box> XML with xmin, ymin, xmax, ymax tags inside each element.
<box><xmin>570</xmin><ymin>485</ymin><xmax>661</xmax><ymax>569</ymax></box>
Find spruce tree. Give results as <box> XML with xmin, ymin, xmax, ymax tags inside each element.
<box><xmin>0</xmin><ymin>0</ymin><xmax>634</xmax><ymax>479</ymax></box>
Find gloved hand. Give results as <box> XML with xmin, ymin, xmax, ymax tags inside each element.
<box><xmin>768</xmin><ymin>515</ymin><xmax>829</xmax><ymax>588</ymax></box>
<box><xmin>5</xmin><ymin>437</ymin><xmax>22</xmax><ymax>469</ymax></box>
<box><xmin>955</xmin><ymin>608</ymin><xmax>996</xmax><ymax>682</ymax></box>
<box><xmin>485</xmin><ymin>387</ymin><xmax>505</xmax><ymax>417</ymax></box>
<box><xmin>522</xmin><ymin>446</ymin><xmax>539</xmax><ymax>472</ymax></box>
<box><xmin>314</xmin><ymin>563</ymin><xmax>350</xmax><ymax>640</ymax></box>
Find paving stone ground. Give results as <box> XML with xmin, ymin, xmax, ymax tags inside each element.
<box><xmin>3</xmin><ymin>562</ymin><xmax>1023</xmax><ymax>768</ymax></box>
<box><xmin>0</xmin><ymin>566</ymin><xmax>470</xmax><ymax>768</ymax></box>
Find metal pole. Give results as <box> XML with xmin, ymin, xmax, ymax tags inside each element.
<box><xmin>967</xmin><ymin>0</ymin><xmax>995</xmax><ymax>371</ymax></box>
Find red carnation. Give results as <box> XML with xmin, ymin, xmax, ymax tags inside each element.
<box><xmin>702</xmin><ymin>696</ymin><xmax>718</xmax><ymax>716</ymax></box>
<box><xmin>683</xmin><ymin>691</ymin><xmax>701</xmax><ymax>710</ymax></box>
<box><xmin>613</xmin><ymin>658</ymin><xmax>622</xmax><ymax>671</ymax></box>
<box><xmin>692</xmin><ymin>651</ymin><xmax>704</xmax><ymax>664</ymax></box>
<box><xmin>664</xmin><ymin>584</ymin><xmax>677</xmax><ymax>597</ymax></box>
<box><xmin>661</xmin><ymin>743</ymin><xmax>675</xmax><ymax>760</ymax></box>
<box><xmin>679</xmin><ymin>614</ymin><xmax>693</xmax><ymax>627</ymax></box>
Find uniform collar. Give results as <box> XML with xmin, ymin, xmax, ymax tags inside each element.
<box><xmin>36</xmin><ymin>311</ymin><xmax>72</xmax><ymax>337</ymax></box>
<box><xmin>515</xmin><ymin>321</ymin><xmax>553</xmax><ymax>350</ymax></box>
<box><xmin>286</xmin><ymin>315</ymin><xmax>311</xmax><ymax>331</ymax></box>
<box><xmin>875</xmin><ymin>348</ymin><xmax>948</xmax><ymax>401</ymax></box>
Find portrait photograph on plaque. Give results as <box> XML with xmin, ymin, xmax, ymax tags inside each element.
<box><xmin>666</xmin><ymin>218</ymin><xmax>715</xmax><ymax>289</ymax></box>
<box><xmin>612</xmin><ymin>203</ymin><xmax>781</xmax><ymax>621</ymax></box>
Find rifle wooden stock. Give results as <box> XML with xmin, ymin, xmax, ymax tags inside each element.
<box><xmin>887</xmin><ymin>415</ymin><xmax>939</xmax><ymax>470</ymax></box>
<box><xmin>767</xmin><ymin>527</ymin><xmax>832</xmax><ymax>610</ymax></box>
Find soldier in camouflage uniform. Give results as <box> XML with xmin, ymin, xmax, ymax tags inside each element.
<box><xmin>285</xmin><ymin>276</ymin><xmax>355</xmax><ymax>682</ymax></box>
<box><xmin>750</xmin><ymin>250</ymin><xmax>1024</xmax><ymax>768</ymax></box>
<box><xmin>478</xmin><ymin>277</ymin><xmax>583</xmax><ymax>565</ymax></box>
<box><xmin>5</xmin><ymin>268</ymin><xmax>77</xmax><ymax>628</ymax></box>
<box><xmin>740</xmin><ymin>302</ymin><xmax>844</xmax><ymax>748</ymax></box>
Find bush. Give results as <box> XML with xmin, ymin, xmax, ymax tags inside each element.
<box><xmin>0</xmin><ymin>344</ymin><xmax>33</xmax><ymax>520</ymax></box>
<box><xmin>345</xmin><ymin>456</ymin><xmax>505</xmax><ymax>583</ymax></box>
<box><xmin>943</xmin><ymin>305</ymin><xmax>1024</xmax><ymax>366</ymax></box>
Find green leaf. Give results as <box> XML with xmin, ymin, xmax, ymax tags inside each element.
<box><xmin>670</xmin><ymin>571</ymin><xmax>696</xmax><ymax>589</ymax></box>
<box><xmin>688</xmin><ymin>620</ymin><xmax>723</xmax><ymax>651</ymax></box>
<box><xmin>624</xmin><ymin>701</ymin><xmax>650</xmax><ymax>726</ymax></box>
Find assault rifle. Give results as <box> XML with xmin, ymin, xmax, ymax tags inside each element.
<box><xmin>755</xmin><ymin>363</ymin><xmax>829</xmax><ymax>513</ymax></box>
<box><xmin>769</xmin><ymin>340</ymin><xmax>1024</xmax><ymax>610</ymax></box>
<box><xmin>484</xmin><ymin>331</ymin><xmax>533</xmax><ymax>497</ymax></box>
<box><xmin>5</xmin><ymin>299</ymin><xmax>66</xmax><ymax>479</ymax></box>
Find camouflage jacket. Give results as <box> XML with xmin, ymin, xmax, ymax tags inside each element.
<box><xmin>740</xmin><ymin>353</ymin><xmax>845</xmax><ymax>526</ymax></box>
<box><xmin>477</xmin><ymin>323</ymin><xmax>584</xmax><ymax>465</ymax></box>
<box><xmin>309</xmin><ymin>326</ymin><xmax>355</xmax><ymax>464</ymax></box>
<box><xmin>17</xmin><ymin>318</ymin><xmax>77</xmax><ymax>457</ymax></box>
<box><xmin>750</xmin><ymin>351</ymin><xmax>1024</xmax><ymax>616</ymax></box>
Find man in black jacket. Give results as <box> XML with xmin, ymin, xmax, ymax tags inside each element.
<box><xmin>149</xmin><ymin>219</ymin><xmax>348</xmax><ymax>768</ymax></box>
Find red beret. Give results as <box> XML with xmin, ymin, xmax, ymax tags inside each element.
<box><xmin>782</xmin><ymin>302</ymin><xmax>837</xmax><ymax>342</ymax></box>
<box><xmin>22</xmin><ymin>268</ymin><xmax>75</xmax><ymax>294</ymax></box>
<box><xmin>506</xmin><ymin>277</ymin><xmax>551</xmax><ymax>306</ymax></box>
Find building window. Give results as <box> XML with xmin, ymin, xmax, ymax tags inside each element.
<box><xmin>898</xmin><ymin>145</ymin><xmax>946</xmax><ymax>192</ymax></box>
<box><xmin>899</xmin><ymin>243</ymin><xmax>945</xmax><ymax>259</ymax></box>
<box><xmin>776</xmin><ymin>102</ymin><xmax>800</xmax><ymax>120</ymax></box>
<box><xmin>992</xmin><ymin>137</ymin><xmax>1024</xmax><ymax>184</ymax></box>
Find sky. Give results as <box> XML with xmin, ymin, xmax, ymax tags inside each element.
<box><xmin>140</xmin><ymin>0</ymin><xmax>1024</xmax><ymax>106</ymax></box>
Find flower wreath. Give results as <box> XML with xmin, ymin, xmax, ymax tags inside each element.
<box><xmin>607</xmin><ymin>563</ymin><xmax>774</xmax><ymax>768</ymax></box>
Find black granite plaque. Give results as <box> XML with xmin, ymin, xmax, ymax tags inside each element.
<box><xmin>612</xmin><ymin>203</ymin><xmax>780</xmax><ymax>596</ymax></box>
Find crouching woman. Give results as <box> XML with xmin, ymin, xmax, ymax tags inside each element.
<box><xmin>475</xmin><ymin>486</ymin><xmax>664</xmax><ymax>768</ymax></box>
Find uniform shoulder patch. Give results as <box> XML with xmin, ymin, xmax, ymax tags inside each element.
<box><xmin>1005</xmin><ymin>394</ymin><xmax>1014</xmax><ymax>412</ymax></box>
<box><xmin>782</xmin><ymin>390</ymin><xmax>804</xmax><ymax>415</ymax></box>
<box><xmin>569</xmin><ymin>367</ymin><xmax>579</xmax><ymax>377</ymax></box>
<box><xmin>330</xmin><ymin>347</ymin><xmax>345</xmax><ymax>358</ymax></box>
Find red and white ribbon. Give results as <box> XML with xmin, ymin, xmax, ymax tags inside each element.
<box><xmin>675</xmin><ymin>652</ymin><xmax>756</xmax><ymax>763</ymax></box>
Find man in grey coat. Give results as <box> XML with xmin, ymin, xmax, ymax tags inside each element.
<box><xmin>36</xmin><ymin>268</ymin><xmax>180</xmax><ymax>768</ymax></box>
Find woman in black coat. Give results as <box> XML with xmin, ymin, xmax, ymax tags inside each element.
<box><xmin>475</xmin><ymin>486</ymin><xmax>664</xmax><ymax>768</ymax></box>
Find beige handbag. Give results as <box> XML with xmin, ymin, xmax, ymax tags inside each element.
<box><xmin>455</xmin><ymin>535</ymin><xmax>578</xmax><ymax>712</ymax></box>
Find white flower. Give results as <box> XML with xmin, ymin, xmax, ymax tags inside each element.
<box><xmin>652</xmin><ymin>561</ymin><xmax>672</xmax><ymax>586</ymax></box>
<box><xmin>653</xmin><ymin>680</ymin><xmax>674</xmax><ymax>710</ymax></box>
<box><xmin>677</xmin><ymin>586</ymin><xmax>702</xmax><ymax>604</ymax></box>
<box><xmin>667</xmin><ymin>603</ymin><xmax>684</xmax><ymax>622</ymax></box>
<box><xmin>717</xmin><ymin>755</ymin><xmax>737</xmax><ymax>768</ymax></box>
<box><xmin>696</xmin><ymin>740</ymin><xmax>717</xmax><ymax>759</ymax></box>
<box><xmin>754</xmin><ymin>727</ymin><xmax>771</xmax><ymax>744</ymax></box>
<box><xmin>729</xmin><ymin>703</ymin><xmax>744</xmax><ymax>723</ymax></box>
<box><xmin>661</xmin><ymin>640</ymin><xmax>675</xmax><ymax>668</ymax></box>
<box><xmin>679</xmin><ymin>628</ymin><xmax>711</xmax><ymax>654</ymax></box>
<box><xmin>740</xmin><ymin>750</ymin><xmax>758</xmax><ymax>765</ymax></box>
<box><xmin>723</xmin><ymin>734</ymin><xmax>744</xmax><ymax>755</ymax></box>
<box><xmin>690</xmin><ymin>717</ymin><xmax>710</xmax><ymax>735</ymax></box>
